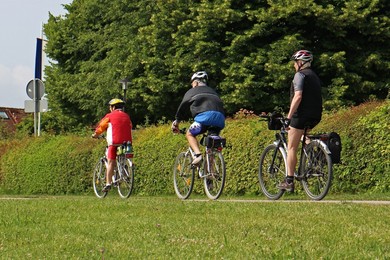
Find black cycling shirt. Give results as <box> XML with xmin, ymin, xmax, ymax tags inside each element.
<box><xmin>290</xmin><ymin>68</ymin><xmax>322</xmax><ymax>119</ymax></box>
<box><xmin>175</xmin><ymin>85</ymin><xmax>225</xmax><ymax>121</ymax></box>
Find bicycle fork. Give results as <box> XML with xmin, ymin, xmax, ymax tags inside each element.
<box><xmin>268</xmin><ymin>140</ymin><xmax>283</xmax><ymax>175</ymax></box>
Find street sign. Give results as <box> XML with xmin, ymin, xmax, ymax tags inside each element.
<box><xmin>24</xmin><ymin>99</ymin><xmax>48</xmax><ymax>113</ymax></box>
<box><xmin>26</xmin><ymin>79</ymin><xmax>45</xmax><ymax>100</ymax></box>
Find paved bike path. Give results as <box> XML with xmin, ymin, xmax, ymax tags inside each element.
<box><xmin>191</xmin><ymin>199</ymin><xmax>390</xmax><ymax>205</ymax></box>
<box><xmin>1</xmin><ymin>197</ymin><xmax>389</xmax><ymax>205</ymax></box>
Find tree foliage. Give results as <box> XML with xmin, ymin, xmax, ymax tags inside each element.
<box><xmin>43</xmin><ymin>0</ymin><xmax>389</xmax><ymax>131</ymax></box>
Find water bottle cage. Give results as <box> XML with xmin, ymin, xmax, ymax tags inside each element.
<box><xmin>116</xmin><ymin>146</ymin><xmax>124</xmax><ymax>155</ymax></box>
<box><xmin>124</xmin><ymin>144</ymin><xmax>133</xmax><ymax>154</ymax></box>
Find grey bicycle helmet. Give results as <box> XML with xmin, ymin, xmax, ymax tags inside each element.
<box><xmin>291</xmin><ymin>50</ymin><xmax>313</xmax><ymax>62</ymax></box>
<box><xmin>190</xmin><ymin>71</ymin><xmax>208</xmax><ymax>83</ymax></box>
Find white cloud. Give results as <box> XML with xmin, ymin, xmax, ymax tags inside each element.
<box><xmin>0</xmin><ymin>0</ymin><xmax>71</xmax><ymax>109</ymax></box>
<box><xmin>0</xmin><ymin>63</ymin><xmax>33</xmax><ymax>108</ymax></box>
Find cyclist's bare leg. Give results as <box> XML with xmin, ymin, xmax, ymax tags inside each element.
<box><xmin>106</xmin><ymin>159</ymin><xmax>116</xmax><ymax>185</ymax></box>
<box><xmin>287</xmin><ymin>127</ymin><xmax>304</xmax><ymax>177</ymax></box>
<box><xmin>186</xmin><ymin>131</ymin><xmax>201</xmax><ymax>155</ymax></box>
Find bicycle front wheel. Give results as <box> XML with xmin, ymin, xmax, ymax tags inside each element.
<box><xmin>173</xmin><ymin>152</ymin><xmax>195</xmax><ymax>199</ymax></box>
<box><xmin>204</xmin><ymin>151</ymin><xmax>226</xmax><ymax>200</ymax></box>
<box><xmin>300</xmin><ymin>141</ymin><xmax>333</xmax><ymax>200</ymax></box>
<box><xmin>93</xmin><ymin>157</ymin><xmax>108</xmax><ymax>199</ymax></box>
<box><xmin>117</xmin><ymin>158</ymin><xmax>135</xmax><ymax>199</ymax></box>
<box><xmin>258</xmin><ymin>144</ymin><xmax>286</xmax><ymax>200</ymax></box>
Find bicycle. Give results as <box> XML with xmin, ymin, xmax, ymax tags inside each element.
<box><xmin>173</xmin><ymin>128</ymin><xmax>226</xmax><ymax>200</ymax></box>
<box><xmin>93</xmin><ymin>138</ymin><xmax>135</xmax><ymax>199</ymax></box>
<box><xmin>258</xmin><ymin>113</ymin><xmax>333</xmax><ymax>200</ymax></box>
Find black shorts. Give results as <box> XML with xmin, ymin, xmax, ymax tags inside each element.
<box><xmin>290</xmin><ymin>117</ymin><xmax>320</xmax><ymax>130</ymax></box>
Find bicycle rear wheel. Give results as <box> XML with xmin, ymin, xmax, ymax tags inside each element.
<box><xmin>258</xmin><ymin>144</ymin><xmax>286</xmax><ymax>200</ymax></box>
<box><xmin>93</xmin><ymin>157</ymin><xmax>108</xmax><ymax>199</ymax></box>
<box><xmin>173</xmin><ymin>152</ymin><xmax>195</xmax><ymax>199</ymax></box>
<box><xmin>204</xmin><ymin>151</ymin><xmax>226</xmax><ymax>200</ymax></box>
<box><xmin>300</xmin><ymin>141</ymin><xmax>333</xmax><ymax>200</ymax></box>
<box><xmin>117</xmin><ymin>157</ymin><xmax>135</xmax><ymax>199</ymax></box>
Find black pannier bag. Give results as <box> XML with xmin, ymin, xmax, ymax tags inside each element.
<box><xmin>268</xmin><ymin>112</ymin><xmax>283</xmax><ymax>130</ymax></box>
<box><xmin>201</xmin><ymin>135</ymin><xmax>226</xmax><ymax>148</ymax></box>
<box><xmin>320</xmin><ymin>132</ymin><xmax>342</xmax><ymax>163</ymax></box>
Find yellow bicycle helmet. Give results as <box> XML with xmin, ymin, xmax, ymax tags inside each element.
<box><xmin>108</xmin><ymin>98</ymin><xmax>125</xmax><ymax>106</ymax></box>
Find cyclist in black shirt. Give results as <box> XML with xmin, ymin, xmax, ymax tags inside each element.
<box><xmin>278</xmin><ymin>50</ymin><xmax>323</xmax><ymax>191</ymax></box>
<box><xmin>171</xmin><ymin>71</ymin><xmax>225</xmax><ymax>165</ymax></box>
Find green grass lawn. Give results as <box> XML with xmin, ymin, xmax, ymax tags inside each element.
<box><xmin>1</xmin><ymin>195</ymin><xmax>389</xmax><ymax>259</ymax></box>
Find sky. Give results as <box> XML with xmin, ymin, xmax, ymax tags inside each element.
<box><xmin>0</xmin><ymin>0</ymin><xmax>73</xmax><ymax>108</ymax></box>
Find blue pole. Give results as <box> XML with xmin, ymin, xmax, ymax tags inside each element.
<box><xmin>35</xmin><ymin>38</ymin><xmax>42</xmax><ymax>79</ymax></box>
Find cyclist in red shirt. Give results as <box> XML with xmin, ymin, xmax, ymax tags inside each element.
<box><xmin>92</xmin><ymin>98</ymin><xmax>133</xmax><ymax>192</ymax></box>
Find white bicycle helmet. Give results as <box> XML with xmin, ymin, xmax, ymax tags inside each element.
<box><xmin>190</xmin><ymin>71</ymin><xmax>208</xmax><ymax>83</ymax></box>
<box><xmin>291</xmin><ymin>50</ymin><xmax>313</xmax><ymax>62</ymax></box>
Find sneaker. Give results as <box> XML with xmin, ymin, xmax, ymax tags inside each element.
<box><xmin>278</xmin><ymin>181</ymin><xmax>294</xmax><ymax>192</ymax></box>
<box><xmin>192</xmin><ymin>154</ymin><xmax>203</xmax><ymax>165</ymax></box>
<box><xmin>102</xmin><ymin>184</ymin><xmax>111</xmax><ymax>192</ymax></box>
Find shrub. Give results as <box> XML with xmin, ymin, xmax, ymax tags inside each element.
<box><xmin>0</xmin><ymin>135</ymin><xmax>102</xmax><ymax>195</ymax></box>
<box><xmin>0</xmin><ymin>100</ymin><xmax>388</xmax><ymax>195</ymax></box>
<box><xmin>315</xmin><ymin>100</ymin><xmax>390</xmax><ymax>193</ymax></box>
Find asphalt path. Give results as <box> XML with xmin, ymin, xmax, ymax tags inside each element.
<box><xmin>190</xmin><ymin>199</ymin><xmax>390</xmax><ymax>205</ymax></box>
<box><xmin>1</xmin><ymin>197</ymin><xmax>389</xmax><ymax>205</ymax></box>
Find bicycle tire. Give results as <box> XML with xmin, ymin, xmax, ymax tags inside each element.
<box><xmin>173</xmin><ymin>152</ymin><xmax>195</xmax><ymax>199</ymax></box>
<box><xmin>204</xmin><ymin>151</ymin><xmax>226</xmax><ymax>200</ymax></box>
<box><xmin>300</xmin><ymin>140</ymin><xmax>333</xmax><ymax>200</ymax></box>
<box><xmin>258</xmin><ymin>144</ymin><xmax>286</xmax><ymax>200</ymax></box>
<box><xmin>93</xmin><ymin>157</ymin><xmax>108</xmax><ymax>199</ymax></box>
<box><xmin>117</xmin><ymin>157</ymin><xmax>135</xmax><ymax>199</ymax></box>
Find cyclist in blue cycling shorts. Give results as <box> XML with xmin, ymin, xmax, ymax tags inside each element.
<box><xmin>171</xmin><ymin>71</ymin><xmax>225</xmax><ymax>165</ymax></box>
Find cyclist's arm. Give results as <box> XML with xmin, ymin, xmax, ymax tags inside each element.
<box><xmin>93</xmin><ymin>117</ymin><xmax>109</xmax><ymax>137</ymax></box>
<box><xmin>287</xmin><ymin>72</ymin><xmax>304</xmax><ymax>119</ymax></box>
<box><xmin>287</xmin><ymin>91</ymin><xmax>302</xmax><ymax>119</ymax></box>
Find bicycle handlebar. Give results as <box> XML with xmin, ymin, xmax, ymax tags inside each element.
<box><xmin>173</xmin><ymin>128</ymin><xmax>186</xmax><ymax>135</ymax></box>
<box><xmin>92</xmin><ymin>133</ymin><xmax>105</xmax><ymax>139</ymax></box>
<box><xmin>259</xmin><ymin>114</ymin><xmax>270</xmax><ymax>121</ymax></box>
<box><xmin>259</xmin><ymin>112</ymin><xmax>289</xmax><ymax>130</ymax></box>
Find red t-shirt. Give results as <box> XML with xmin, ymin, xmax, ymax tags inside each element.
<box><xmin>94</xmin><ymin>109</ymin><xmax>132</xmax><ymax>145</ymax></box>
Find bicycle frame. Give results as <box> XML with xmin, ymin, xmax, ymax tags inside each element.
<box><xmin>184</xmin><ymin>146</ymin><xmax>202</xmax><ymax>177</ymax></box>
<box><xmin>269</xmin><ymin>128</ymin><xmax>288</xmax><ymax>174</ymax></box>
<box><xmin>184</xmin><ymin>142</ymin><xmax>218</xmax><ymax>178</ymax></box>
<box><xmin>271</xmin><ymin>125</ymin><xmax>331</xmax><ymax>179</ymax></box>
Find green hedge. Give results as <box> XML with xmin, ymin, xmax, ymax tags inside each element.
<box><xmin>0</xmin><ymin>135</ymin><xmax>103</xmax><ymax>195</ymax></box>
<box><xmin>0</xmin><ymin>100</ymin><xmax>388</xmax><ymax>195</ymax></box>
<box><xmin>313</xmin><ymin>101</ymin><xmax>390</xmax><ymax>194</ymax></box>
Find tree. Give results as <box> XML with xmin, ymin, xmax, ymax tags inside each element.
<box><xmin>42</xmin><ymin>0</ymin><xmax>389</xmax><ymax>132</ymax></box>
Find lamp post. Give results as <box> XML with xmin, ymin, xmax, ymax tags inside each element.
<box><xmin>119</xmin><ymin>78</ymin><xmax>129</xmax><ymax>104</ymax></box>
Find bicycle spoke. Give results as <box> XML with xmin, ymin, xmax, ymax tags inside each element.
<box><xmin>117</xmin><ymin>158</ymin><xmax>134</xmax><ymax>198</ymax></box>
<box><xmin>173</xmin><ymin>152</ymin><xmax>194</xmax><ymax>199</ymax></box>
<box><xmin>301</xmin><ymin>141</ymin><xmax>333</xmax><ymax>200</ymax></box>
<box><xmin>258</xmin><ymin>144</ymin><xmax>286</xmax><ymax>200</ymax></box>
<box><xmin>93</xmin><ymin>158</ymin><xmax>108</xmax><ymax>199</ymax></box>
<box><xmin>204</xmin><ymin>151</ymin><xmax>225</xmax><ymax>200</ymax></box>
